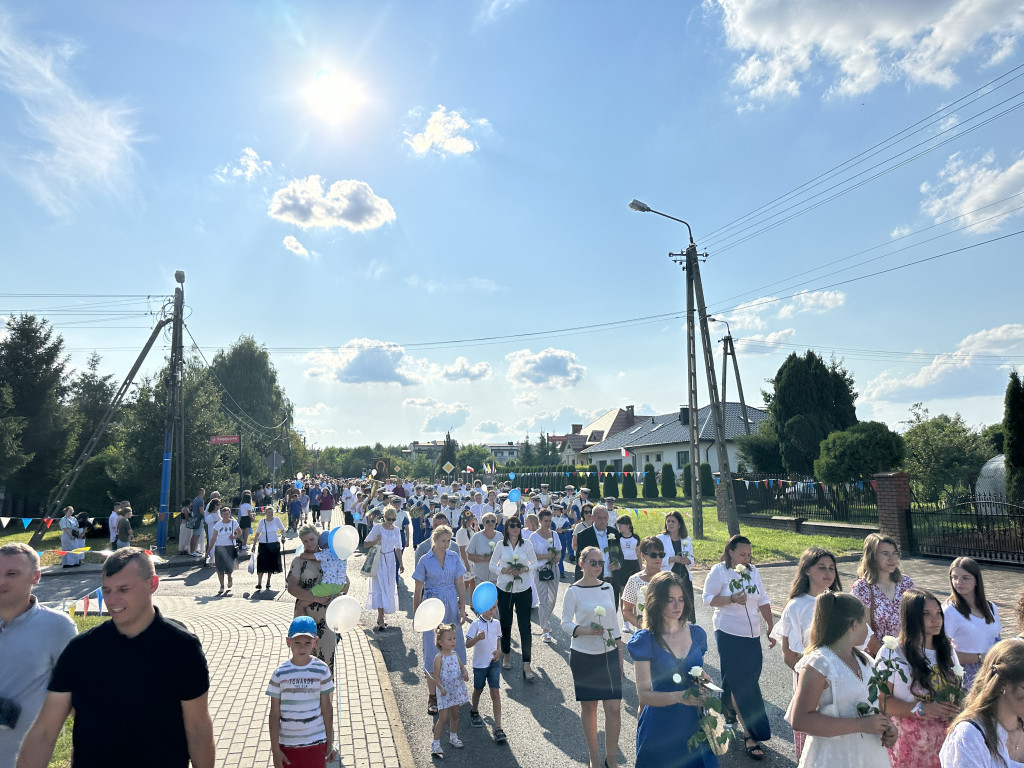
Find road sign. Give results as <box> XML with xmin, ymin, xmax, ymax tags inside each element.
<box><xmin>442</xmin><ymin>461</ymin><xmax>454</xmax><ymax>474</ymax></box>
<box><xmin>210</xmin><ymin>435</ymin><xmax>240</xmax><ymax>445</ymax></box>
<box><xmin>265</xmin><ymin>451</ymin><xmax>285</xmax><ymax>472</ymax></box>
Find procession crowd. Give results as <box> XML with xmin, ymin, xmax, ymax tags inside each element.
<box><xmin>5</xmin><ymin>474</ymin><xmax>1024</xmax><ymax>768</ymax></box>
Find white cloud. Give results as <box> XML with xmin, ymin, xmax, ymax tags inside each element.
<box><xmin>510</xmin><ymin>406</ymin><xmax>604</xmax><ymax>435</ymax></box>
<box><xmin>467</xmin><ymin>277</ymin><xmax>498</xmax><ymax>294</ymax></box>
<box><xmin>282</xmin><ymin>235</ymin><xmax>309</xmax><ymax>258</ymax></box>
<box><xmin>405</xmin><ymin>274</ymin><xmax>496</xmax><ymax>296</ymax></box>
<box><xmin>890</xmin><ymin>225</ymin><xmax>912</xmax><ymax>238</ymax></box>
<box><xmin>478</xmin><ymin>0</ymin><xmax>528</xmax><ymax>24</ymax></box>
<box><xmin>864</xmin><ymin>323</ymin><xmax>1024</xmax><ymax>400</ymax></box>
<box><xmin>422</xmin><ymin>402</ymin><xmax>471</xmax><ymax>432</ymax></box>
<box><xmin>710</xmin><ymin>0</ymin><xmax>1024</xmax><ymax>107</ymax></box>
<box><xmin>920</xmin><ymin>151</ymin><xmax>1024</xmax><ymax>233</ymax></box>
<box><xmin>364</xmin><ymin>258</ymin><xmax>389</xmax><ymax>281</ymax></box>
<box><xmin>403</xmin><ymin>397</ymin><xmax>439</xmax><ymax>408</ymax></box>
<box><xmin>514</xmin><ymin>391</ymin><xmax>539</xmax><ymax>407</ymax></box>
<box><xmin>215</xmin><ymin>147</ymin><xmax>271</xmax><ymax>182</ymax></box>
<box><xmin>734</xmin><ymin>329</ymin><xmax>797</xmax><ymax>355</ymax></box>
<box><xmin>295</xmin><ymin>402</ymin><xmax>329</xmax><ymax>418</ymax></box>
<box><xmin>0</xmin><ymin>17</ymin><xmax>140</xmax><ymax>217</ymax></box>
<box><xmin>723</xmin><ymin>297</ymin><xmax>776</xmax><ymax>331</ymax></box>
<box><xmin>404</xmin><ymin>105</ymin><xmax>488</xmax><ymax>157</ymax></box>
<box><xmin>304</xmin><ymin>338</ymin><xmax>420</xmax><ymax>385</ymax></box>
<box><xmin>476</xmin><ymin>419</ymin><xmax>507</xmax><ymax>435</ymax></box>
<box><xmin>506</xmin><ymin>347</ymin><xmax>586</xmax><ymax>388</ymax></box>
<box><xmin>268</xmin><ymin>175</ymin><xmax>396</xmax><ymax>232</ymax></box>
<box><xmin>777</xmin><ymin>290</ymin><xmax>845</xmax><ymax>319</ymax></box>
<box><xmin>442</xmin><ymin>356</ymin><xmax>492</xmax><ymax>382</ymax></box>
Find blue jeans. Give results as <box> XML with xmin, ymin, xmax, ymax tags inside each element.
<box><xmin>558</xmin><ymin>530</ymin><xmax>574</xmax><ymax>574</ymax></box>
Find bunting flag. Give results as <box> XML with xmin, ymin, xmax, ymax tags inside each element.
<box><xmin>0</xmin><ymin>517</ymin><xmax>9</xmax><ymax>528</ymax></box>
<box><xmin>715</xmin><ymin>476</ymin><xmax>721</xmax><ymax>484</ymax></box>
<box><xmin>856</xmin><ymin>481</ymin><xmax>864</xmax><ymax>490</ymax></box>
<box><xmin>67</xmin><ymin>601</ymin><xmax>76</xmax><ymax>618</ymax></box>
<box><xmin>95</xmin><ymin>590</ymin><xmax>103</xmax><ymax>615</ymax></box>
<box><xmin>44</xmin><ymin>518</ymin><xmax>54</xmax><ymax>528</ymax></box>
<box><xmin>22</xmin><ymin>518</ymin><xmax>32</xmax><ymax>529</ymax></box>
<box><xmin>870</xmin><ymin>480</ymin><xmax>877</xmax><ymax>493</ymax></box>
<box><xmin>83</xmin><ymin>593</ymin><xmax>90</xmax><ymax>616</ymax></box>
<box><xmin>632</xmin><ymin>509</ymin><xmax>639</xmax><ymax>517</ymax></box>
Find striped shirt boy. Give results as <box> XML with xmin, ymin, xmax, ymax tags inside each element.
<box><xmin>265</xmin><ymin>657</ymin><xmax>334</xmax><ymax>746</ymax></box>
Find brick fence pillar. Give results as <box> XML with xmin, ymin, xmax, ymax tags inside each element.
<box><xmin>873</xmin><ymin>471</ymin><xmax>911</xmax><ymax>552</ymax></box>
<box><xmin>715</xmin><ymin>478</ymin><xmax>726</xmax><ymax>522</ymax></box>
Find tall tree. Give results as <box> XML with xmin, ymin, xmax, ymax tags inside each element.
<box><xmin>813</xmin><ymin>421</ymin><xmax>905</xmax><ymax>486</ymax></box>
<box><xmin>735</xmin><ymin>420</ymin><xmax>786</xmax><ymax>474</ymax></box>
<box><xmin>0</xmin><ymin>383</ymin><xmax>30</xmax><ymax>486</ymax></box>
<box><xmin>456</xmin><ymin>444</ymin><xmax>493</xmax><ymax>474</ymax></box>
<box><xmin>0</xmin><ymin>315</ymin><xmax>80</xmax><ymax>503</ymax></box>
<box><xmin>901</xmin><ymin>404</ymin><xmax>992</xmax><ymax>503</ymax></box>
<box><xmin>1004</xmin><ymin>371</ymin><xmax>1024</xmax><ymax>500</ymax></box>
<box><xmin>519</xmin><ymin>434</ymin><xmax>535</xmax><ymax>466</ymax></box>
<box><xmin>70</xmin><ymin>352</ymin><xmax>117</xmax><ymax>457</ymax></box>
<box><xmin>766</xmin><ymin>351</ymin><xmax>858</xmax><ymax>475</ymax></box>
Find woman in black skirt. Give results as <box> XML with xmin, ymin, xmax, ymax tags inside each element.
<box><xmin>561</xmin><ymin>545</ymin><xmax>623</xmax><ymax>768</ymax></box>
<box><xmin>252</xmin><ymin>504</ymin><xmax>286</xmax><ymax>591</ymax></box>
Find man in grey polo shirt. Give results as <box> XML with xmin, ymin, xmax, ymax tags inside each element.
<box><xmin>0</xmin><ymin>543</ymin><xmax>76</xmax><ymax>768</ymax></box>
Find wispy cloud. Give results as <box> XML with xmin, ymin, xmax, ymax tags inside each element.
<box><xmin>405</xmin><ymin>105</ymin><xmax>489</xmax><ymax>157</ymax></box>
<box><xmin>282</xmin><ymin>235</ymin><xmax>310</xmax><ymax>258</ymax></box>
<box><xmin>921</xmin><ymin>150</ymin><xmax>1024</xmax><ymax>233</ymax></box>
<box><xmin>477</xmin><ymin>0</ymin><xmax>528</xmax><ymax>25</ymax></box>
<box><xmin>0</xmin><ymin>15</ymin><xmax>140</xmax><ymax>217</ymax></box>
<box><xmin>215</xmin><ymin>147</ymin><xmax>271</xmax><ymax>182</ymax></box>
<box><xmin>777</xmin><ymin>290</ymin><xmax>845</xmax><ymax>319</ymax></box>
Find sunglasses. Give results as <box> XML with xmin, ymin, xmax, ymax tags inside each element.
<box><xmin>385</xmin><ymin>516</ymin><xmax>397</xmax><ymax>522</ymax></box>
<box><xmin>584</xmin><ymin>558</ymin><xmax>603</xmax><ymax>567</ymax></box>
<box><xmin>645</xmin><ymin>551</ymin><xmax>665</xmax><ymax>558</ymax></box>
<box><xmin>506</xmin><ymin>521</ymin><xmax>521</xmax><ymax>528</ymax></box>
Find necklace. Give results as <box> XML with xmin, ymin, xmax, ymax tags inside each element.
<box><xmin>831</xmin><ymin>648</ymin><xmax>864</xmax><ymax>681</ymax></box>
<box><xmin>1006</xmin><ymin>720</ymin><xmax>1024</xmax><ymax>758</ymax></box>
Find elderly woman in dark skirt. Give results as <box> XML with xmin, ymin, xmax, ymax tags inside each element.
<box><xmin>252</xmin><ymin>504</ymin><xmax>286</xmax><ymax>591</ymax></box>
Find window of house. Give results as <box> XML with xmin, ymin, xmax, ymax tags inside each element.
<box><xmin>655</xmin><ymin>453</ymin><xmax>662</xmax><ymax>463</ymax></box>
<box><xmin>598</xmin><ymin>460</ymin><xmax>606</xmax><ymax>471</ymax></box>
<box><xmin>677</xmin><ymin>450</ymin><xmax>689</xmax><ymax>468</ymax></box>
<box><xmin>644</xmin><ymin>455</ymin><xmax>650</xmax><ymax>465</ymax></box>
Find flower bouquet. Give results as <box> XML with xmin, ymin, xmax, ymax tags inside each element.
<box><xmin>673</xmin><ymin>666</ymin><xmax>736</xmax><ymax>755</ymax></box>
<box><xmin>505</xmin><ymin>553</ymin><xmax>528</xmax><ymax>590</ymax></box>
<box><xmin>857</xmin><ymin>636</ymin><xmax>908</xmax><ymax>715</ymax></box>
<box><xmin>932</xmin><ymin>663</ymin><xmax>966</xmax><ymax>706</ymax></box>
<box><xmin>727</xmin><ymin>563</ymin><xmax>759</xmax><ymax>634</ymax></box>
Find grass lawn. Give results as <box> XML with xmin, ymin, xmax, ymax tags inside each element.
<box><xmin>0</xmin><ymin>517</ymin><xmax>168</xmax><ymax>566</ymax></box>
<box><xmin>48</xmin><ymin>616</ymin><xmax>109</xmax><ymax>768</ymax></box>
<box><xmin>621</xmin><ymin>502</ymin><xmax>865</xmax><ymax>566</ymax></box>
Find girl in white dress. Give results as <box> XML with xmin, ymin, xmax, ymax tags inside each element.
<box><xmin>790</xmin><ymin>592</ymin><xmax>897</xmax><ymax>768</ymax></box>
<box><xmin>363</xmin><ymin>509</ymin><xmax>404</xmax><ymax>630</ymax></box>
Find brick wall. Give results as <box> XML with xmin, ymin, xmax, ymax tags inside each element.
<box><xmin>873</xmin><ymin>471</ymin><xmax>911</xmax><ymax>551</ymax></box>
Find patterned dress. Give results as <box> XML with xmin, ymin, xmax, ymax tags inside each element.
<box><xmin>290</xmin><ymin>556</ymin><xmax>337</xmax><ymax>675</ymax></box>
<box><xmin>851</xmin><ymin>575</ymin><xmax>915</xmax><ymax>641</ymax></box>
<box><xmin>435</xmin><ymin>651</ymin><xmax>469</xmax><ymax>709</ymax></box>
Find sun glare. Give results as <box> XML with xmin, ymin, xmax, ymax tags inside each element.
<box><xmin>304</xmin><ymin>69</ymin><xmax>366</xmax><ymax>125</ymax></box>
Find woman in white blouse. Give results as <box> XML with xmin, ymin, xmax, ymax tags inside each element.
<box><xmin>944</xmin><ymin>556</ymin><xmax>1003</xmax><ymax>690</ymax></box>
<box><xmin>59</xmin><ymin>506</ymin><xmax>84</xmax><ymax>568</ymax></box>
<box><xmin>657</xmin><ymin>511</ymin><xmax>696</xmax><ymax>623</ymax></box>
<box><xmin>252</xmin><ymin>505</ymin><xmax>286</xmax><ymax>591</ymax></box>
<box><xmin>561</xmin><ymin>545</ymin><xmax>623</xmax><ymax>768</ymax></box>
<box><xmin>701</xmin><ymin>534</ymin><xmax>775</xmax><ymax>760</ymax></box>
<box><xmin>489</xmin><ymin>515</ymin><xmax>538</xmax><ymax>679</ymax></box>
<box><xmin>529</xmin><ymin>509</ymin><xmax>562</xmax><ymax>643</ymax></box>
<box><xmin>941</xmin><ymin>639</ymin><xmax>1024</xmax><ymax>767</ymax></box>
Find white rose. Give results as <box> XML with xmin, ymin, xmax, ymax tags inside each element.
<box><xmin>638</xmin><ymin>586</ymin><xmax>648</xmax><ymax>599</ymax></box>
<box><xmin>734</xmin><ymin>563</ymin><xmax>747</xmax><ymax>574</ymax></box>
<box><xmin>882</xmin><ymin>635</ymin><xmax>899</xmax><ymax>650</ymax></box>
<box><xmin>489</xmin><ymin>541</ymin><xmax>496</xmax><ymax>548</ymax></box>
<box><xmin>952</xmin><ymin>663</ymin><xmax>965</xmax><ymax>678</ymax></box>
<box><xmin>593</xmin><ymin>606</ymin><xmax>606</xmax><ymax>617</ymax></box>
<box><xmin>608</xmin><ymin>533</ymin><xmax>617</xmax><ymax>540</ymax></box>
<box><xmin>689</xmin><ymin>665</ymin><xmax>704</xmax><ymax>678</ymax></box>
<box><xmin>672</xmin><ymin>673</ymin><xmax>683</xmax><ymax>684</ymax></box>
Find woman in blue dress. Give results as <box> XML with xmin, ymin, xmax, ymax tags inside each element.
<box><xmin>628</xmin><ymin>571</ymin><xmax>718</xmax><ymax>768</ymax></box>
<box><xmin>413</xmin><ymin>525</ymin><xmax>468</xmax><ymax>715</ymax></box>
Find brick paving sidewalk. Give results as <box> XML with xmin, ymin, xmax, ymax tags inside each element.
<box><xmin>145</xmin><ymin>588</ymin><xmax>409</xmax><ymax>768</ymax></box>
<box><xmin>693</xmin><ymin>555</ymin><xmax>1024</xmax><ymax>636</ymax></box>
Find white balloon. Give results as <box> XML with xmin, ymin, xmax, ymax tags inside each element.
<box><xmin>325</xmin><ymin>596</ymin><xmax>361</xmax><ymax>634</ymax></box>
<box><xmin>502</xmin><ymin>500</ymin><xmax>518</xmax><ymax>517</ymax></box>
<box><xmin>331</xmin><ymin>525</ymin><xmax>360</xmax><ymax>559</ymax></box>
<box><xmin>413</xmin><ymin>597</ymin><xmax>446</xmax><ymax>633</ymax></box>
<box><xmin>296</xmin><ymin>471</ymin><xmax>304</xmax><ymax>480</ymax></box>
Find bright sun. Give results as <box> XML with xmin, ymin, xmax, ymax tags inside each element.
<box><xmin>304</xmin><ymin>69</ymin><xmax>366</xmax><ymax>125</ymax></box>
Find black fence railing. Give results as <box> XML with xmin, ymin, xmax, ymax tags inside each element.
<box><xmin>908</xmin><ymin>492</ymin><xmax>1024</xmax><ymax>565</ymax></box>
<box><xmin>731</xmin><ymin>475</ymin><xmax>879</xmax><ymax>525</ymax></box>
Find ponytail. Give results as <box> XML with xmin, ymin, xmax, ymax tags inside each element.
<box><xmin>807</xmin><ymin>592</ymin><xmax>868</xmax><ymax>662</ymax></box>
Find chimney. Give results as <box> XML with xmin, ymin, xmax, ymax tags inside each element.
<box><xmin>679</xmin><ymin>406</ymin><xmax>689</xmax><ymax>425</ymax></box>
<box><xmin>571</xmin><ymin>424</ymin><xmax>583</xmax><ymax>435</ymax></box>
<box><xmin>626</xmin><ymin>405</ymin><xmax>635</xmax><ymax>426</ymax></box>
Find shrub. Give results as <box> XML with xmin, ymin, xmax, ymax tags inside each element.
<box><xmin>621</xmin><ymin>464</ymin><xmax>638</xmax><ymax>498</ymax></box>
<box><xmin>586</xmin><ymin>464</ymin><xmax>602</xmax><ymax>497</ymax></box>
<box><xmin>602</xmin><ymin>467</ymin><xmax>619</xmax><ymax>498</ymax></box>
<box><xmin>661</xmin><ymin>463</ymin><xmax>677</xmax><ymax>498</ymax></box>
<box><xmin>642</xmin><ymin>463</ymin><xmax>659</xmax><ymax>499</ymax></box>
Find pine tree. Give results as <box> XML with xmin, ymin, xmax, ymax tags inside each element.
<box><xmin>586</xmin><ymin>464</ymin><xmax>602</xmax><ymax>497</ymax></box>
<box><xmin>621</xmin><ymin>463</ymin><xmax>638</xmax><ymax>498</ymax></box>
<box><xmin>603</xmin><ymin>467</ymin><xmax>619</xmax><ymax>498</ymax></box>
<box><xmin>661</xmin><ymin>463</ymin><xmax>677</xmax><ymax>498</ymax></box>
<box><xmin>519</xmin><ymin>434</ymin><xmax>535</xmax><ymax>465</ymax></box>
<box><xmin>1005</xmin><ymin>371</ymin><xmax>1024</xmax><ymax>500</ymax></box>
<box><xmin>642</xmin><ymin>463</ymin><xmax>659</xmax><ymax>499</ymax></box>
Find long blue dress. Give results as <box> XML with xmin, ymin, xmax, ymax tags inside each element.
<box><xmin>627</xmin><ymin>626</ymin><xmax>718</xmax><ymax>768</ymax></box>
<box><xmin>413</xmin><ymin>549</ymin><xmax>467</xmax><ymax>672</ymax></box>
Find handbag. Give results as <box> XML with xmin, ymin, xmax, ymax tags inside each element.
<box><xmin>248</xmin><ymin>521</ymin><xmax>263</xmax><ymax>574</ymax></box>
<box><xmin>538</xmin><ymin>565</ymin><xmax>555</xmax><ymax>581</ymax></box>
<box><xmin>360</xmin><ymin>543</ymin><xmax>382</xmax><ymax>578</ymax></box>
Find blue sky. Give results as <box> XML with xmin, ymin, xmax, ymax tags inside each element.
<box><xmin>2</xmin><ymin>0</ymin><xmax>1023</xmax><ymax>449</ymax></box>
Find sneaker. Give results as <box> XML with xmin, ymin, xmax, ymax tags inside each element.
<box><xmin>431</xmin><ymin>740</ymin><xmax>444</xmax><ymax>758</ymax></box>
<box><xmin>493</xmin><ymin>728</ymin><xmax>507</xmax><ymax>744</ymax></box>
<box><xmin>542</xmin><ymin>632</ymin><xmax>553</xmax><ymax>643</ymax></box>
<box><xmin>470</xmin><ymin>711</ymin><xmax>484</xmax><ymax>727</ymax></box>
<box><xmin>448</xmin><ymin>734</ymin><xmax>464</xmax><ymax>749</ymax></box>
<box><xmin>623</xmin><ymin>622</ymin><xmax>634</xmax><ymax>634</ymax></box>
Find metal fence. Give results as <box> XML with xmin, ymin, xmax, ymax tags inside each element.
<box><xmin>732</xmin><ymin>475</ymin><xmax>879</xmax><ymax>525</ymax></box>
<box><xmin>908</xmin><ymin>493</ymin><xmax>1024</xmax><ymax>565</ymax></box>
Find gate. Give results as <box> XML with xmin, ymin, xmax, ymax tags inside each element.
<box><xmin>908</xmin><ymin>493</ymin><xmax>1024</xmax><ymax>565</ymax></box>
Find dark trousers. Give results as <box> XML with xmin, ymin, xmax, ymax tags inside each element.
<box><xmin>673</xmin><ymin>566</ymin><xmax>697</xmax><ymax>624</ymax></box>
<box><xmin>716</xmin><ymin>630</ymin><xmax>771</xmax><ymax>742</ymax></box>
<box><xmin>497</xmin><ymin>587</ymin><xmax>533</xmax><ymax>663</ymax></box>
<box><xmin>603</xmin><ymin>576</ymin><xmax>621</xmax><ymax>611</ymax></box>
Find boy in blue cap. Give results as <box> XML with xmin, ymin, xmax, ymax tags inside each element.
<box><xmin>266</xmin><ymin>616</ymin><xmax>336</xmax><ymax>768</ymax></box>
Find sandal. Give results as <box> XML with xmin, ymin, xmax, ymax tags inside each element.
<box><xmin>745</xmin><ymin>738</ymin><xmax>764</xmax><ymax>761</ymax></box>
<box><xmin>427</xmin><ymin>694</ymin><xmax>438</xmax><ymax>715</ymax></box>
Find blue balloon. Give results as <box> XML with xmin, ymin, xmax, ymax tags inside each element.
<box><xmin>508</xmin><ymin>472</ymin><xmax>516</xmax><ymax>480</ymax></box>
<box><xmin>295</xmin><ymin>480</ymin><xmax>303</xmax><ymax>490</ymax></box>
<box><xmin>472</xmin><ymin>581</ymin><xmax>498</xmax><ymax>614</ymax></box>
<box><xmin>326</xmin><ymin>527</ymin><xmax>342</xmax><ymax>557</ymax></box>
<box><xmin>508</xmin><ymin>488</ymin><xmax>521</xmax><ymax>503</ymax></box>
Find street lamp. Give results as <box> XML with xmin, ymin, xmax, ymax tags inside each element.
<box><xmin>629</xmin><ymin>199</ymin><xmax>741</xmax><ymax>536</ymax></box>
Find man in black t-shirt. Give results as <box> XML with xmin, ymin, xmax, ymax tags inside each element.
<box><xmin>16</xmin><ymin>549</ymin><xmax>215</xmax><ymax>768</ymax></box>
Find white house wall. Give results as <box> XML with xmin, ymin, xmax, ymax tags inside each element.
<box><xmin>586</xmin><ymin>441</ymin><xmax>747</xmax><ymax>475</ymax></box>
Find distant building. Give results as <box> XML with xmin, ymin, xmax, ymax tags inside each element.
<box><xmin>550</xmin><ymin>405</ymin><xmax>645</xmax><ymax>465</ymax></box>
<box><xmin>581</xmin><ymin>403</ymin><xmax>768</xmax><ymax>475</ymax></box>
<box><xmin>486</xmin><ymin>442</ymin><xmax>520</xmax><ymax>462</ymax></box>
<box><xmin>403</xmin><ymin>440</ymin><xmax>450</xmax><ymax>459</ymax></box>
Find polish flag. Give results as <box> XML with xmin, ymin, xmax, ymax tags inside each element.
<box><xmin>621</xmin><ymin>448</ymin><xmax>631</xmax><ymax>458</ymax></box>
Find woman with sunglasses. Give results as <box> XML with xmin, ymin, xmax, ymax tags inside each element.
<box><xmin>530</xmin><ymin>509</ymin><xmax>562</xmax><ymax>643</ymax></box>
<box><xmin>561</xmin><ymin>545</ymin><xmax>623</xmax><ymax>768</ymax></box>
<box><xmin>621</xmin><ymin>537</ymin><xmax>667</xmax><ymax>632</ymax></box>
<box><xmin>851</xmin><ymin>533</ymin><xmax>914</xmax><ymax>656</ymax></box>
<box><xmin>489</xmin><ymin>514</ymin><xmax>538</xmax><ymax>679</ymax></box>
<box><xmin>363</xmin><ymin>507</ymin><xmax>404</xmax><ymax>632</ymax></box>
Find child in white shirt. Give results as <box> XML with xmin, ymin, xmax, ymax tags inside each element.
<box><xmin>465</xmin><ymin>604</ymin><xmax>505</xmax><ymax>742</ymax></box>
<box><xmin>311</xmin><ymin>531</ymin><xmax>349</xmax><ymax>598</ymax></box>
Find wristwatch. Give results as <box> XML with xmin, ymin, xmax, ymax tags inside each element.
<box><xmin>911</xmin><ymin>701</ymin><xmax>925</xmax><ymax>717</ymax></box>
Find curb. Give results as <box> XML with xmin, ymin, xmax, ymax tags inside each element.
<box><xmin>366</xmin><ymin>628</ymin><xmax>416</xmax><ymax>768</ymax></box>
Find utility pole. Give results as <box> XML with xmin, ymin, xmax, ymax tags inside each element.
<box><xmin>157</xmin><ymin>271</ymin><xmax>186</xmax><ymax>554</ymax></box>
<box><xmin>710</xmin><ymin>319</ymin><xmax>753</xmax><ymax>438</ymax></box>
<box><xmin>630</xmin><ymin>200</ymin><xmax>741</xmax><ymax>537</ymax></box>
